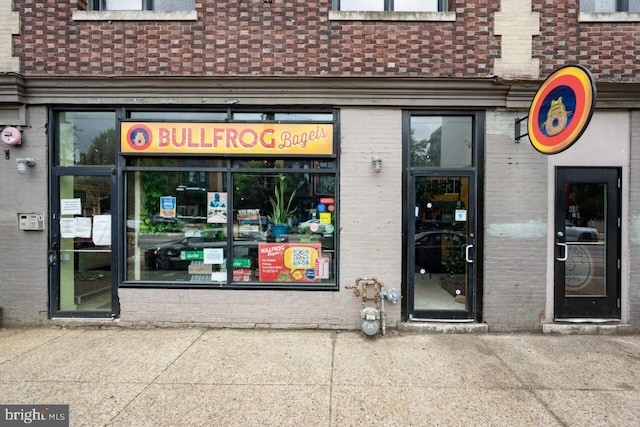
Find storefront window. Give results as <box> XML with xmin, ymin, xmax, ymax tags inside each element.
<box><xmin>123</xmin><ymin>115</ymin><xmax>337</xmax><ymax>289</ymax></box>
<box><xmin>410</xmin><ymin>116</ymin><xmax>473</xmax><ymax>168</ymax></box>
<box><xmin>56</xmin><ymin>111</ymin><xmax>116</xmax><ymax>166</ymax></box>
<box><xmin>126</xmin><ymin>162</ymin><xmax>336</xmax><ymax>287</ymax></box>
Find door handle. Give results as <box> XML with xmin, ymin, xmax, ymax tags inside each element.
<box><xmin>48</xmin><ymin>241</ymin><xmax>58</xmax><ymax>266</ymax></box>
<box><xmin>556</xmin><ymin>242</ymin><xmax>568</xmax><ymax>262</ymax></box>
<box><xmin>464</xmin><ymin>244</ymin><xmax>474</xmax><ymax>263</ymax></box>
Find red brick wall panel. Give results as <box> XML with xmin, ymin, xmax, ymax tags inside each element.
<box><xmin>14</xmin><ymin>0</ymin><xmax>502</xmax><ymax>78</ymax></box>
<box><xmin>15</xmin><ymin>1</ymin><xmax>640</xmax><ymax>82</ymax></box>
<box><xmin>533</xmin><ymin>0</ymin><xmax>640</xmax><ymax>81</ymax></box>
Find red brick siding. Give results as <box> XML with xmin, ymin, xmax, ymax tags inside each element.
<box><xmin>14</xmin><ymin>0</ymin><xmax>499</xmax><ymax>78</ymax></box>
<box><xmin>13</xmin><ymin>1</ymin><xmax>640</xmax><ymax>81</ymax></box>
<box><xmin>533</xmin><ymin>0</ymin><xmax>640</xmax><ymax>81</ymax></box>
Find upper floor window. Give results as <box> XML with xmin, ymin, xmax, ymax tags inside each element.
<box><xmin>89</xmin><ymin>0</ymin><xmax>195</xmax><ymax>11</ymax></box>
<box><xmin>580</xmin><ymin>0</ymin><xmax>640</xmax><ymax>12</ymax></box>
<box><xmin>336</xmin><ymin>0</ymin><xmax>447</xmax><ymax>11</ymax></box>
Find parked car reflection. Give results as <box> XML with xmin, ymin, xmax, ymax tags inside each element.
<box><xmin>565</xmin><ymin>220</ymin><xmax>599</xmax><ymax>242</ymax></box>
<box><xmin>145</xmin><ymin>235</ymin><xmax>262</xmax><ymax>270</ymax></box>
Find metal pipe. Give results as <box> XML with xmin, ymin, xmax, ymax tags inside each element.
<box><xmin>380</xmin><ymin>288</ymin><xmax>386</xmax><ymax>335</ymax></box>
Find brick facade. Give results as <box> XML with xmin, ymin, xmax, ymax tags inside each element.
<box><xmin>8</xmin><ymin>1</ymin><xmax>640</xmax><ymax>81</ymax></box>
<box><xmin>16</xmin><ymin>0</ymin><xmax>497</xmax><ymax>78</ymax></box>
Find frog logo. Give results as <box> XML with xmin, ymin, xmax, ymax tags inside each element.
<box><xmin>132</xmin><ymin>131</ymin><xmax>147</xmax><ymax>147</ymax></box>
<box><xmin>543</xmin><ymin>97</ymin><xmax>573</xmax><ymax>137</ymax></box>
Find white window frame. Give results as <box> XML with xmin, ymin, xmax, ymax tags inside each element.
<box><xmin>92</xmin><ymin>0</ymin><xmax>153</xmax><ymax>11</ymax></box>
<box><xmin>329</xmin><ymin>0</ymin><xmax>454</xmax><ymax>22</ymax></box>
<box><xmin>334</xmin><ymin>0</ymin><xmax>447</xmax><ymax>12</ymax></box>
<box><xmin>579</xmin><ymin>0</ymin><xmax>640</xmax><ymax>22</ymax></box>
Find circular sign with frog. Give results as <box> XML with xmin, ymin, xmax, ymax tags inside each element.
<box><xmin>527</xmin><ymin>65</ymin><xmax>596</xmax><ymax>155</ymax></box>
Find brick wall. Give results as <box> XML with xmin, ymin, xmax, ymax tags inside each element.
<box><xmin>533</xmin><ymin>0</ymin><xmax>640</xmax><ymax>80</ymax></box>
<box><xmin>483</xmin><ymin>111</ymin><xmax>548</xmax><ymax>331</ymax></box>
<box><xmin>10</xmin><ymin>1</ymin><xmax>640</xmax><ymax>81</ymax></box>
<box><xmin>0</xmin><ymin>0</ymin><xmax>20</xmax><ymax>73</ymax></box>
<box><xmin>14</xmin><ymin>0</ymin><xmax>500</xmax><ymax>78</ymax></box>
<box><xmin>0</xmin><ymin>106</ymin><xmax>49</xmax><ymax>326</ymax></box>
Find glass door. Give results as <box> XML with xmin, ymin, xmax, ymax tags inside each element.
<box><xmin>555</xmin><ymin>167</ymin><xmax>620</xmax><ymax>319</ymax></box>
<box><xmin>50</xmin><ymin>173</ymin><xmax>117</xmax><ymax>317</ymax></box>
<box><xmin>409</xmin><ymin>175</ymin><xmax>476</xmax><ymax>319</ymax></box>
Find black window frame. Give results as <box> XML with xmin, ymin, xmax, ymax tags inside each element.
<box><xmin>119</xmin><ymin>107</ymin><xmax>340</xmax><ymax>291</ymax></box>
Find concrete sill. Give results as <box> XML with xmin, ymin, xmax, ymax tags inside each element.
<box><xmin>329</xmin><ymin>11</ymin><xmax>456</xmax><ymax>22</ymax></box>
<box><xmin>72</xmin><ymin>10</ymin><xmax>198</xmax><ymax>21</ymax></box>
<box><xmin>579</xmin><ymin>12</ymin><xmax>640</xmax><ymax>22</ymax></box>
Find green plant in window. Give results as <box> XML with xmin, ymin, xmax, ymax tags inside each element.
<box><xmin>138</xmin><ymin>172</ymin><xmax>182</xmax><ymax>234</ymax></box>
<box><xmin>267</xmin><ymin>174</ymin><xmax>304</xmax><ymax>225</ymax></box>
<box><xmin>202</xmin><ymin>223</ymin><xmax>225</xmax><ymax>240</ymax></box>
<box><xmin>441</xmin><ymin>232</ymin><xmax>466</xmax><ymax>275</ymax></box>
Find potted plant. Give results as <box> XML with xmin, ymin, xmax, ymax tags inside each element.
<box><xmin>267</xmin><ymin>174</ymin><xmax>303</xmax><ymax>237</ymax></box>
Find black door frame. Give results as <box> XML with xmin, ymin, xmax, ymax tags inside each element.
<box><xmin>48</xmin><ymin>107</ymin><xmax>120</xmax><ymax>318</ymax></box>
<box><xmin>49</xmin><ymin>169</ymin><xmax>119</xmax><ymax>318</ymax></box>
<box><xmin>402</xmin><ymin>111</ymin><xmax>484</xmax><ymax>322</ymax></box>
<box><xmin>554</xmin><ymin>167</ymin><xmax>621</xmax><ymax>319</ymax></box>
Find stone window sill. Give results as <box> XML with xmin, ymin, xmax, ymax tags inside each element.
<box><xmin>579</xmin><ymin>12</ymin><xmax>640</xmax><ymax>22</ymax></box>
<box><xmin>72</xmin><ymin>10</ymin><xmax>198</xmax><ymax>21</ymax></box>
<box><xmin>328</xmin><ymin>11</ymin><xmax>455</xmax><ymax>22</ymax></box>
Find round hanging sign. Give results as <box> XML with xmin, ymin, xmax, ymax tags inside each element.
<box><xmin>527</xmin><ymin>65</ymin><xmax>596</xmax><ymax>155</ymax></box>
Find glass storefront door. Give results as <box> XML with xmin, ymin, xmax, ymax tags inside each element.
<box><xmin>409</xmin><ymin>175</ymin><xmax>476</xmax><ymax>319</ymax></box>
<box><xmin>405</xmin><ymin>113</ymin><xmax>482</xmax><ymax>321</ymax></box>
<box><xmin>554</xmin><ymin>167</ymin><xmax>620</xmax><ymax>319</ymax></box>
<box><xmin>50</xmin><ymin>173</ymin><xmax>116</xmax><ymax>316</ymax></box>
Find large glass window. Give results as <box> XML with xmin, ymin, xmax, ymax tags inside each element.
<box><xmin>410</xmin><ymin>116</ymin><xmax>473</xmax><ymax>168</ymax></box>
<box><xmin>125</xmin><ymin>160</ymin><xmax>337</xmax><ymax>288</ymax></box>
<box><xmin>56</xmin><ymin>111</ymin><xmax>116</xmax><ymax>166</ymax></box>
<box><xmin>124</xmin><ymin>111</ymin><xmax>338</xmax><ymax>289</ymax></box>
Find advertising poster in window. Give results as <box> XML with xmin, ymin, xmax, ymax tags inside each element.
<box><xmin>160</xmin><ymin>196</ymin><xmax>176</xmax><ymax>218</ymax></box>
<box><xmin>207</xmin><ymin>192</ymin><xmax>227</xmax><ymax>223</ymax></box>
<box><xmin>258</xmin><ymin>243</ymin><xmax>325</xmax><ymax>282</ymax></box>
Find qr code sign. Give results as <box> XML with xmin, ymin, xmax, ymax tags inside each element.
<box><xmin>291</xmin><ymin>248</ymin><xmax>311</xmax><ymax>267</ymax></box>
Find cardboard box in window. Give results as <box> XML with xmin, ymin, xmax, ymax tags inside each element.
<box><xmin>188</xmin><ymin>262</ymin><xmax>212</xmax><ymax>275</ymax></box>
<box><xmin>233</xmin><ymin>268</ymin><xmax>252</xmax><ymax>281</ymax></box>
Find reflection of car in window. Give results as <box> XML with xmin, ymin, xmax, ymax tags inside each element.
<box><xmin>414</xmin><ymin>230</ymin><xmax>466</xmax><ymax>274</ymax></box>
<box><xmin>145</xmin><ymin>235</ymin><xmax>261</xmax><ymax>270</ymax></box>
<box><xmin>565</xmin><ymin>220</ymin><xmax>598</xmax><ymax>242</ymax></box>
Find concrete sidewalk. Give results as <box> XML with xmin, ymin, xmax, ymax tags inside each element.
<box><xmin>0</xmin><ymin>327</ymin><xmax>639</xmax><ymax>426</ymax></box>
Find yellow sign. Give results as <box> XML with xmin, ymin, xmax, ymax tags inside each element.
<box><xmin>121</xmin><ymin>122</ymin><xmax>334</xmax><ymax>155</ymax></box>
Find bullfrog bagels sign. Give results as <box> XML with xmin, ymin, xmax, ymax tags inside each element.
<box><xmin>121</xmin><ymin>122</ymin><xmax>334</xmax><ymax>156</ymax></box>
<box><xmin>527</xmin><ymin>65</ymin><xmax>597</xmax><ymax>155</ymax></box>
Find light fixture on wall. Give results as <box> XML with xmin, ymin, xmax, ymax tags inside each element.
<box><xmin>16</xmin><ymin>158</ymin><xmax>36</xmax><ymax>175</ymax></box>
<box><xmin>371</xmin><ymin>156</ymin><xmax>382</xmax><ymax>173</ymax></box>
